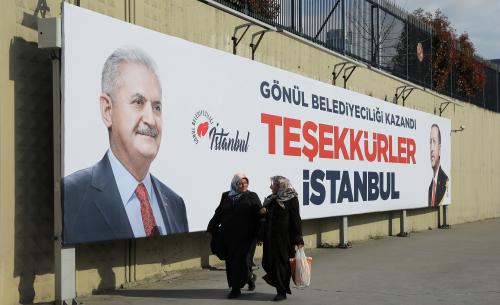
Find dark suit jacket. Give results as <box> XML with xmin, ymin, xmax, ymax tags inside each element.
<box><xmin>428</xmin><ymin>166</ymin><xmax>449</xmax><ymax>207</ymax></box>
<box><xmin>63</xmin><ymin>153</ymin><xmax>188</xmax><ymax>245</ymax></box>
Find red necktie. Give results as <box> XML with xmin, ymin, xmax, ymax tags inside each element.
<box><xmin>431</xmin><ymin>180</ymin><xmax>437</xmax><ymax>207</ymax></box>
<box><xmin>135</xmin><ymin>183</ymin><xmax>159</xmax><ymax>236</ymax></box>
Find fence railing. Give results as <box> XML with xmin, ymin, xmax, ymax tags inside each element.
<box><xmin>212</xmin><ymin>0</ymin><xmax>500</xmax><ymax>112</ymax></box>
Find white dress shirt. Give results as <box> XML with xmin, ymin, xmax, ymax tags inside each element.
<box><xmin>433</xmin><ymin>165</ymin><xmax>441</xmax><ymax>185</ymax></box>
<box><xmin>107</xmin><ymin>149</ymin><xmax>165</xmax><ymax>237</ymax></box>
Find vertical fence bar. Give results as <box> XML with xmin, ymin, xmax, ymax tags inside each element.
<box><xmin>430</xmin><ymin>27</ymin><xmax>433</xmax><ymax>90</ymax></box>
<box><xmin>483</xmin><ymin>78</ymin><xmax>486</xmax><ymax>108</ymax></box>
<box><xmin>495</xmin><ymin>71</ymin><xmax>500</xmax><ymax>112</ymax></box>
<box><xmin>370</xmin><ymin>4</ymin><xmax>374</xmax><ymax>64</ymax></box>
<box><xmin>451</xmin><ymin>69</ymin><xmax>453</xmax><ymax>98</ymax></box>
<box><xmin>342</xmin><ymin>0</ymin><xmax>346</xmax><ymax>53</ymax></box>
<box><xmin>376</xmin><ymin>3</ymin><xmax>380</xmax><ymax>67</ymax></box>
<box><xmin>298</xmin><ymin>0</ymin><xmax>302</xmax><ymax>33</ymax></box>
<box><xmin>406</xmin><ymin>19</ymin><xmax>408</xmax><ymax>79</ymax></box>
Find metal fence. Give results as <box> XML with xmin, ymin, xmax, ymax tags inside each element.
<box><xmin>213</xmin><ymin>0</ymin><xmax>500</xmax><ymax>112</ymax></box>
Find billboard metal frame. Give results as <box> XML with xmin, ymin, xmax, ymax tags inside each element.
<box><xmin>38</xmin><ymin>16</ymin><xmax>76</xmax><ymax>305</ymax></box>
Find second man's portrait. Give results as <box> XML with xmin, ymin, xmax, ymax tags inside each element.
<box><xmin>428</xmin><ymin>123</ymin><xmax>449</xmax><ymax>207</ymax></box>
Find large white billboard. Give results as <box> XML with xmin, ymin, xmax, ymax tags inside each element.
<box><xmin>62</xmin><ymin>3</ymin><xmax>451</xmax><ymax>244</ymax></box>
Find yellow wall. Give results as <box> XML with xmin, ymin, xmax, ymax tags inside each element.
<box><xmin>0</xmin><ymin>0</ymin><xmax>499</xmax><ymax>304</ymax></box>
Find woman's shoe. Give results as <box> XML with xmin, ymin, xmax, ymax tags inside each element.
<box><xmin>248</xmin><ymin>273</ymin><xmax>256</xmax><ymax>291</ymax></box>
<box><xmin>228</xmin><ymin>289</ymin><xmax>241</xmax><ymax>299</ymax></box>
<box><xmin>273</xmin><ymin>293</ymin><xmax>287</xmax><ymax>301</ymax></box>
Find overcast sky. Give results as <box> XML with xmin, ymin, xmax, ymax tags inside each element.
<box><xmin>391</xmin><ymin>0</ymin><xmax>500</xmax><ymax>60</ymax></box>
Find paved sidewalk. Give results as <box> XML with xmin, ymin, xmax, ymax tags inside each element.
<box><xmin>78</xmin><ymin>218</ymin><xmax>500</xmax><ymax>305</ymax></box>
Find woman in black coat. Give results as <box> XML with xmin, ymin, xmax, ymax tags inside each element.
<box><xmin>260</xmin><ymin>175</ymin><xmax>304</xmax><ymax>301</ymax></box>
<box><xmin>207</xmin><ymin>173</ymin><xmax>262</xmax><ymax>298</ymax></box>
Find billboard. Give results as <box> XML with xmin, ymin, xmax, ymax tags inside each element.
<box><xmin>62</xmin><ymin>3</ymin><xmax>451</xmax><ymax>244</ymax></box>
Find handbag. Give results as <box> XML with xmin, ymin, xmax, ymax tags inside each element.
<box><xmin>210</xmin><ymin>226</ymin><xmax>226</xmax><ymax>260</ymax></box>
<box><xmin>289</xmin><ymin>247</ymin><xmax>312</xmax><ymax>288</ymax></box>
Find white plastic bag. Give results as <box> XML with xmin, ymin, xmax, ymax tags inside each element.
<box><xmin>290</xmin><ymin>247</ymin><xmax>312</xmax><ymax>288</ymax></box>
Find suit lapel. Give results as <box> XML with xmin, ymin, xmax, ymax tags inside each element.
<box><xmin>436</xmin><ymin>170</ymin><xmax>444</xmax><ymax>204</ymax></box>
<box><xmin>152</xmin><ymin>176</ymin><xmax>174</xmax><ymax>235</ymax></box>
<box><xmin>91</xmin><ymin>154</ymin><xmax>133</xmax><ymax>239</ymax></box>
<box><xmin>428</xmin><ymin>181</ymin><xmax>433</xmax><ymax>206</ymax></box>
<box><xmin>435</xmin><ymin>167</ymin><xmax>448</xmax><ymax>206</ymax></box>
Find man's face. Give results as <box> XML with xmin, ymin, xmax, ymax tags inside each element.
<box><xmin>430</xmin><ymin>126</ymin><xmax>440</xmax><ymax>171</ymax></box>
<box><xmin>102</xmin><ymin>62</ymin><xmax>162</xmax><ymax>168</ymax></box>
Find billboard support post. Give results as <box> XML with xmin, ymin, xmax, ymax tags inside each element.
<box><xmin>397</xmin><ymin>210</ymin><xmax>409</xmax><ymax>237</ymax></box>
<box><xmin>439</xmin><ymin>205</ymin><xmax>451</xmax><ymax>229</ymax></box>
<box><xmin>338</xmin><ymin>216</ymin><xmax>351</xmax><ymax>248</ymax></box>
<box><xmin>38</xmin><ymin>17</ymin><xmax>77</xmax><ymax>305</ymax></box>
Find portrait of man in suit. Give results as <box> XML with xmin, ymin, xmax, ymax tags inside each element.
<box><xmin>428</xmin><ymin>123</ymin><xmax>449</xmax><ymax>207</ymax></box>
<box><xmin>63</xmin><ymin>46</ymin><xmax>189</xmax><ymax>244</ymax></box>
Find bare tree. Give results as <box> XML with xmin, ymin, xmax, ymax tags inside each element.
<box><xmin>344</xmin><ymin>0</ymin><xmax>404</xmax><ymax>68</ymax></box>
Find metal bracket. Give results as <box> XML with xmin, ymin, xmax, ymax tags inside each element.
<box><xmin>232</xmin><ymin>23</ymin><xmax>252</xmax><ymax>55</ymax></box>
<box><xmin>393</xmin><ymin>85</ymin><xmax>414</xmax><ymax>106</ymax></box>
<box><xmin>438</xmin><ymin>101</ymin><xmax>453</xmax><ymax>116</ymax></box>
<box><xmin>342</xmin><ymin>65</ymin><xmax>357</xmax><ymax>89</ymax></box>
<box><xmin>250</xmin><ymin>29</ymin><xmax>271</xmax><ymax>60</ymax></box>
<box><xmin>332</xmin><ymin>62</ymin><xmax>357</xmax><ymax>88</ymax></box>
<box><xmin>437</xmin><ymin>100</ymin><xmax>463</xmax><ymax>116</ymax></box>
<box><xmin>332</xmin><ymin>62</ymin><xmax>347</xmax><ymax>85</ymax></box>
<box><xmin>35</xmin><ymin>0</ymin><xmax>51</xmax><ymax>18</ymax></box>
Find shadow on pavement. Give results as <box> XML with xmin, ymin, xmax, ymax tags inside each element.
<box><xmin>107</xmin><ymin>289</ymin><xmax>275</xmax><ymax>301</ymax></box>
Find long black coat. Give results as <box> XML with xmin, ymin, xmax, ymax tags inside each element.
<box><xmin>261</xmin><ymin>196</ymin><xmax>303</xmax><ymax>295</ymax></box>
<box><xmin>207</xmin><ymin>191</ymin><xmax>262</xmax><ymax>289</ymax></box>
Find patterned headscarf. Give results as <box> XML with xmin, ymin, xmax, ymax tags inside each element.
<box><xmin>228</xmin><ymin>173</ymin><xmax>249</xmax><ymax>201</ymax></box>
<box><xmin>266</xmin><ymin>175</ymin><xmax>298</xmax><ymax>209</ymax></box>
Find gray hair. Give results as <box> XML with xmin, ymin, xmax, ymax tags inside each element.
<box><xmin>101</xmin><ymin>46</ymin><xmax>161</xmax><ymax>97</ymax></box>
<box><xmin>271</xmin><ymin>176</ymin><xmax>292</xmax><ymax>191</ymax></box>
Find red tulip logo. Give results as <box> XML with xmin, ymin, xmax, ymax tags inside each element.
<box><xmin>197</xmin><ymin>121</ymin><xmax>209</xmax><ymax>137</ymax></box>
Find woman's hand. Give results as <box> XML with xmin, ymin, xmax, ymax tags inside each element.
<box><xmin>259</xmin><ymin>207</ymin><xmax>268</xmax><ymax>215</ymax></box>
<box><xmin>262</xmin><ymin>195</ymin><xmax>276</xmax><ymax>206</ymax></box>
